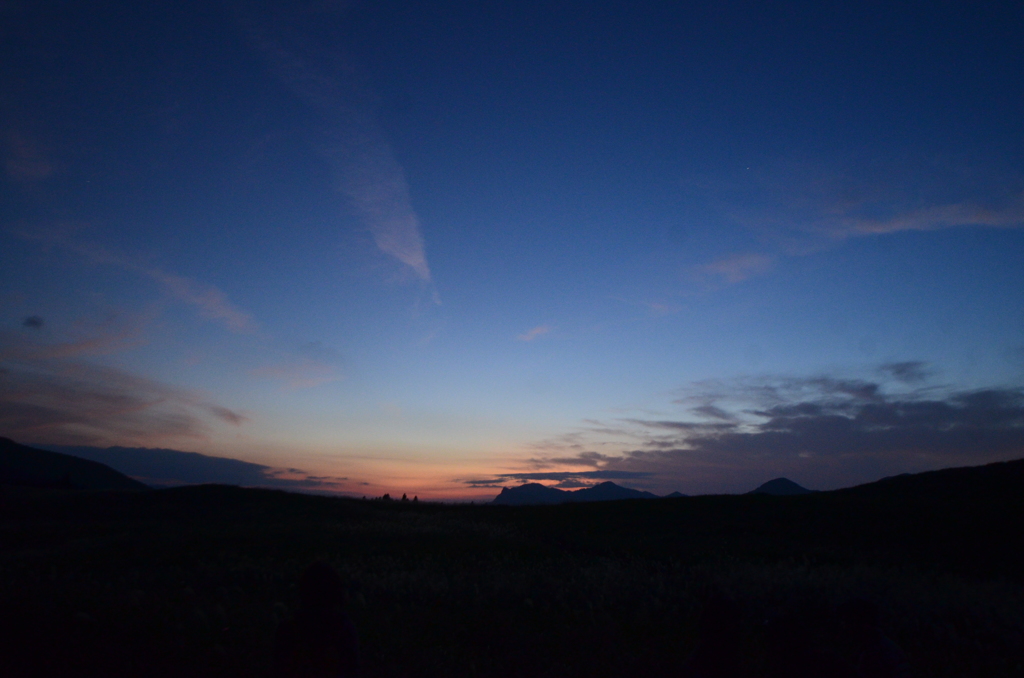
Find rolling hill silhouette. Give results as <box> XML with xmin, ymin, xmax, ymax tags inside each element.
<box><xmin>838</xmin><ymin>456</ymin><xmax>1024</xmax><ymax>501</ymax></box>
<box><xmin>0</xmin><ymin>438</ymin><xmax>149</xmax><ymax>491</ymax></box>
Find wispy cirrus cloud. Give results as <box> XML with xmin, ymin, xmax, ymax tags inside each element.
<box><xmin>19</xmin><ymin>232</ymin><xmax>256</xmax><ymax>333</ymax></box>
<box><xmin>697</xmin><ymin>253</ymin><xmax>774</xmax><ymax>284</ymax></box>
<box><xmin>249</xmin><ymin>340</ymin><xmax>342</xmax><ymax>390</ymax></box>
<box><xmin>249</xmin><ymin>362</ymin><xmax>339</xmax><ymax>390</ymax></box>
<box><xmin>642</xmin><ymin>301</ymin><xmax>681</xmax><ymax>316</ymax></box>
<box><xmin>144</xmin><ymin>268</ymin><xmax>255</xmax><ymax>333</ymax></box>
<box><xmin>696</xmin><ymin>167</ymin><xmax>1024</xmax><ymax>287</ymax></box>
<box><xmin>236</xmin><ymin>3</ymin><xmax>437</xmax><ymax>299</ymax></box>
<box><xmin>517</xmin><ymin>325</ymin><xmax>551</xmax><ymax>342</ymax></box>
<box><xmin>819</xmin><ymin>195</ymin><xmax>1024</xmax><ymax>240</ymax></box>
<box><xmin>0</xmin><ymin>329</ymin><xmax>247</xmax><ymax>447</ymax></box>
<box><xmin>2</xmin><ymin>130</ymin><xmax>55</xmax><ymax>181</ymax></box>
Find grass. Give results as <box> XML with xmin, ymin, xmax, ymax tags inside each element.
<box><xmin>1</xmin><ymin>482</ymin><xmax>1022</xmax><ymax>676</ymax></box>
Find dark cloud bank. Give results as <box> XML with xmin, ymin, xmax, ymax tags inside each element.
<box><xmin>470</xmin><ymin>370</ymin><xmax>1024</xmax><ymax>496</ymax></box>
<box><xmin>463</xmin><ymin>470</ymin><xmax>654</xmax><ymax>490</ymax></box>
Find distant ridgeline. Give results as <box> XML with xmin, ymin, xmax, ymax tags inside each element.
<box><xmin>0</xmin><ymin>438</ymin><xmax>149</xmax><ymax>491</ymax></box>
<box><xmin>492</xmin><ymin>477</ymin><xmax>813</xmax><ymax>505</ymax></box>
<box><xmin>492</xmin><ymin>481</ymin><xmax>682</xmax><ymax>505</ymax></box>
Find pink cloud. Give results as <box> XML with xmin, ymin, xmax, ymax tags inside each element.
<box><xmin>145</xmin><ymin>269</ymin><xmax>255</xmax><ymax>333</ymax></box>
<box><xmin>824</xmin><ymin>197</ymin><xmax>1024</xmax><ymax>239</ymax></box>
<box><xmin>516</xmin><ymin>325</ymin><xmax>551</xmax><ymax>342</ymax></box>
<box><xmin>698</xmin><ymin>253</ymin><xmax>774</xmax><ymax>284</ymax></box>
<box><xmin>0</xmin><ymin>331</ymin><xmax>247</xmax><ymax>447</ymax></box>
<box><xmin>248</xmin><ymin>361</ymin><xmax>340</xmax><ymax>390</ymax></box>
<box><xmin>3</xmin><ymin>131</ymin><xmax>55</xmax><ymax>181</ymax></box>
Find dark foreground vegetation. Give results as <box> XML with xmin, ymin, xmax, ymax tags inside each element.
<box><xmin>2</xmin><ymin>460</ymin><xmax>1023</xmax><ymax>677</ymax></box>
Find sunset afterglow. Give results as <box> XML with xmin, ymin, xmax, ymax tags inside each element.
<box><xmin>3</xmin><ymin>1</ymin><xmax>1023</xmax><ymax>499</ymax></box>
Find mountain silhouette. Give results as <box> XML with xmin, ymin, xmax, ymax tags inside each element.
<box><xmin>36</xmin><ymin>443</ymin><xmax>285</xmax><ymax>488</ymax></box>
<box><xmin>573</xmin><ymin>481</ymin><xmax>660</xmax><ymax>502</ymax></box>
<box><xmin>748</xmin><ymin>477</ymin><xmax>813</xmax><ymax>495</ymax></box>
<box><xmin>491</xmin><ymin>480</ymin><xmax>663</xmax><ymax>505</ymax></box>
<box><xmin>491</xmin><ymin>482</ymin><xmax>566</xmax><ymax>505</ymax></box>
<box><xmin>0</xmin><ymin>438</ymin><xmax>149</xmax><ymax>491</ymax></box>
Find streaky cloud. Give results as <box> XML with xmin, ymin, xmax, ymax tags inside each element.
<box><xmin>249</xmin><ymin>340</ymin><xmax>343</xmax><ymax>390</ymax></box>
<box><xmin>468</xmin><ymin>469</ymin><xmax>654</xmax><ymax>484</ymax></box>
<box><xmin>145</xmin><ymin>268</ymin><xmax>255</xmax><ymax>333</ymax></box>
<box><xmin>2</xmin><ymin>130</ymin><xmax>55</xmax><ymax>181</ymax></box>
<box><xmin>238</xmin><ymin>4</ymin><xmax>436</xmax><ymax>295</ymax></box>
<box><xmin>0</xmin><ymin>330</ymin><xmax>246</xmax><ymax>447</ymax></box>
<box><xmin>824</xmin><ymin>195</ymin><xmax>1024</xmax><ymax>239</ymax></box>
<box><xmin>517</xmin><ymin>325</ymin><xmax>551</xmax><ymax>342</ymax></box>
<box><xmin>697</xmin><ymin>252</ymin><xmax>774</xmax><ymax>284</ymax></box>
<box><xmin>699</xmin><ymin>171</ymin><xmax>1024</xmax><ymax>286</ymax></box>
<box><xmin>691</xmin><ymin>404</ymin><xmax>737</xmax><ymax>421</ymax></box>
<box><xmin>19</xmin><ymin>232</ymin><xmax>256</xmax><ymax>333</ymax></box>
<box><xmin>543</xmin><ymin>450</ymin><xmax>619</xmax><ymax>467</ymax></box>
<box><xmin>248</xmin><ymin>361</ymin><xmax>340</xmax><ymax>390</ymax></box>
<box><xmin>879</xmin><ymin>361</ymin><xmax>932</xmax><ymax>384</ymax></box>
<box><xmin>207</xmin><ymin>406</ymin><xmax>248</xmax><ymax>426</ymax></box>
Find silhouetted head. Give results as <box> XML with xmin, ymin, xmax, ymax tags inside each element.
<box><xmin>840</xmin><ymin>597</ymin><xmax>881</xmax><ymax>636</ymax></box>
<box><xmin>299</xmin><ymin>561</ymin><xmax>345</xmax><ymax>613</ymax></box>
<box><xmin>839</xmin><ymin>598</ymin><xmax>880</xmax><ymax>647</ymax></box>
<box><xmin>698</xmin><ymin>593</ymin><xmax>743</xmax><ymax>639</ymax></box>
<box><xmin>682</xmin><ymin>593</ymin><xmax>745</xmax><ymax>676</ymax></box>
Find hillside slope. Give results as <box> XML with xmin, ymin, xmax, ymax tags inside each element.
<box><xmin>0</xmin><ymin>438</ymin><xmax>149</xmax><ymax>491</ymax></box>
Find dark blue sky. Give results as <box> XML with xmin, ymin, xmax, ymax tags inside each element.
<box><xmin>2</xmin><ymin>0</ymin><xmax>1023</xmax><ymax>497</ymax></box>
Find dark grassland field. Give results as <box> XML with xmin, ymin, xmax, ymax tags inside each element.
<box><xmin>2</xmin><ymin>461</ymin><xmax>1023</xmax><ymax>677</ymax></box>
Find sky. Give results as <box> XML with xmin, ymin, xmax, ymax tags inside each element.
<box><xmin>2</xmin><ymin>0</ymin><xmax>1024</xmax><ymax>499</ymax></box>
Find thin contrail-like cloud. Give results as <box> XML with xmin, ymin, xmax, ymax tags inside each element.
<box><xmin>238</xmin><ymin>6</ymin><xmax>437</xmax><ymax>298</ymax></box>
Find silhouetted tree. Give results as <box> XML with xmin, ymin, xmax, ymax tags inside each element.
<box><xmin>401</xmin><ymin>493</ymin><xmax>408</xmax><ymax>501</ymax></box>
